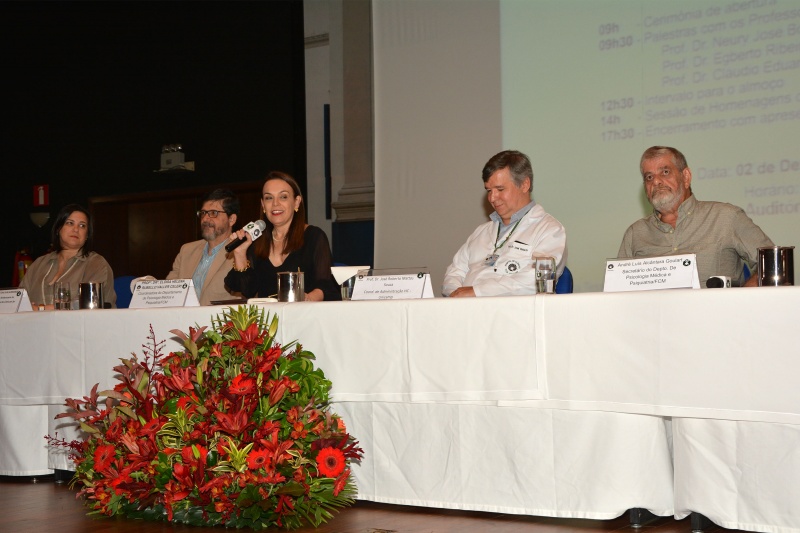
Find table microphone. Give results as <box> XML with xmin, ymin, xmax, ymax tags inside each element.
<box><xmin>225</xmin><ymin>220</ymin><xmax>266</xmax><ymax>252</ymax></box>
<box><xmin>706</xmin><ymin>275</ymin><xmax>733</xmax><ymax>288</ymax></box>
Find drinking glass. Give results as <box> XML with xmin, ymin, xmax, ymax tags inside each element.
<box><xmin>534</xmin><ymin>256</ymin><xmax>556</xmax><ymax>294</ymax></box>
<box><xmin>54</xmin><ymin>281</ymin><xmax>71</xmax><ymax>310</ymax></box>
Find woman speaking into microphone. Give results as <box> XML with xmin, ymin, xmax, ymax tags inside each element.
<box><xmin>225</xmin><ymin>171</ymin><xmax>340</xmax><ymax>301</ymax></box>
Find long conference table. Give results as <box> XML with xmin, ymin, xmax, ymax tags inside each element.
<box><xmin>1</xmin><ymin>288</ymin><xmax>799</xmax><ymax>532</ymax></box>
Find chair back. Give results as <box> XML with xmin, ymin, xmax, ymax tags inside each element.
<box><xmin>114</xmin><ymin>275</ymin><xmax>137</xmax><ymax>308</ymax></box>
<box><xmin>555</xmin><ymin>266</ymin><xmax>573</xmax><ymax>294</ymax></box>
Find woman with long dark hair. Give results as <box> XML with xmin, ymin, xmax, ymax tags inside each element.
<box><xmin>225</xmin><ymin>172</ymin><xmax>340</xmax><ymax>301</ymax></box>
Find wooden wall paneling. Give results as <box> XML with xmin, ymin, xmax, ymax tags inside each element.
<box><xmin>90</xmin><ymin>181</ymin><xmax>264</xmax><ymax>282</ymax></box>
<box><xmin>90</xmin><ymin>202</ymin><xmax>129</xmax><ymax>277</ymax></box>
<box><xmin>129</xmin><ymin>198</ymin><xmax>196</xmax><ymax>279</ymax></box>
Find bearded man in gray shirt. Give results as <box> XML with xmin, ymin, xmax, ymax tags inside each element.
<box><xmin>617</xmin><ymin>146</ymin><xmax>773</xmax><ymax>288</ymax></box>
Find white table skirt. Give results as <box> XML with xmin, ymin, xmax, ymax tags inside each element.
<box><xmin>335</xmin><ymin>402</ymin><xmax>674</xmax><ymax>519</ymax></box>
<box><xmin>0</xmin><ymin>405</ymin><xmax>51</xmax><ymax>476</ymax></box>
<box><xmin>673</xmin><ymin>418</ymin><xmax>800</xmax><ymax>533</ymax></box>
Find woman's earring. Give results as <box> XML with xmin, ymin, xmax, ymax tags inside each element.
<box><xmin>295</xmin><ymin>208</ymin><xmax>299</xmax><ymax>213</ymax></box>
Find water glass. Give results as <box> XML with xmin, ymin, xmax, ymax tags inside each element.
<box><xmin>341</xmin><ymin>276</ymin><xmax>356</xmax><ymax>300</ymax></box>
<box><xmin>534</xmin><ymin>256</ymin><xmax>556</xmax><ymax>294</ymax></box>
<box><xmin>79</xmin><ymin>282</ymin><xmax>104</xmax><ymax>310</ymax></box>
<box><xmin>277</xmin><ymin>271</ymin><xmax>305</xmax><ymax>302</ymax></box>
<box><xmin>54</xmin><ymin>281</ymin><xmax>71</xmax><ymax>310</ymax></box>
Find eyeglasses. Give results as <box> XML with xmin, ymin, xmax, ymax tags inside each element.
<box><xmin>196</xmin><ymin>210</ymin><xmax>226</xmax><ymax>219</ymax></box>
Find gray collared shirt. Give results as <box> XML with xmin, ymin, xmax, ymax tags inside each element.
<box><xmin>618</xmin><ymin>194</ymin><xmax>773</xmax><ymax>287</ymax></box>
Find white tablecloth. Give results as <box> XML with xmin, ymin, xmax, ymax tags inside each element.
<box><xmin>0</xmin><ymin>298</ymin><xmax>543</xmax><ymax>406</ymax></box>
<box><xmin>523</xmin><ymin>287</ymin><xmax>800</xmax><ymax>424</ymax></box>
<box><xmin>2</xmin><ymin>289</ymin><xmax>800</xmax><ymax>530</ymax></box>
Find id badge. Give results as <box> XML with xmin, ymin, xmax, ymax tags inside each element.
<box><xmin>484</xmin><ymin>254</ymin><xmax>499</xmax><ymax>267</ymax></box>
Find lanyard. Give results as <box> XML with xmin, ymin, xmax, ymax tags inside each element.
<box><xmin>493</xmin><ymin>218</ymin><xmax>523</xmax><ymax>255</ymax></box>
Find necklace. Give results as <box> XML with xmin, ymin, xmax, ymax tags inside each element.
<box><xmin>272</xmin><ymin>232</ymin><xmax>285</xmax><ymax>241</ymax></box>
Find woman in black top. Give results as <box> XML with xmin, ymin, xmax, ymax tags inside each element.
<box><xmin>225</xmin><ymin>171</ymin><xmax>340</xmax><ymax>301</ymax></box>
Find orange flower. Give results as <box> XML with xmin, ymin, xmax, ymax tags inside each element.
<box><xmin>291</xmin><ymin>421</ymin><xmax>308</xmax><ymax>440</ymax></box>
<box><xmin>316</xmin><ymin>447</ymin><xmax>345</xmax><ymax>477</ymax></box>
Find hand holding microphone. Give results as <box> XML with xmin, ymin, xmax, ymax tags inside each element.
<box><xmin>226</xmin><ymin>220</ymin><xmax>267</xmax><ymax>253</ymax></box>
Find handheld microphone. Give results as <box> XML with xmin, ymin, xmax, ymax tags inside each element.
<box><xmin>225</xmin><ymin>220</ymin><xmax>266</xmax><ymax>252</ymax></box>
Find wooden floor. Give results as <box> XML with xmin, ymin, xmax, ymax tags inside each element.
<box><xmin>0</xmin><ymin>475</ymin><xmax>748</xmax><ymax>533</ymax></box>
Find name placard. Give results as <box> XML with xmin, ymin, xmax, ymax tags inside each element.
<box><xmin>129</xmin><ymin>279</ymin><xmax>200</xmax><ymax>308</ymax></box>
<box><xmin>351</xmin><ymin>270</ymin><xmax>434</xmax><ymax>300</ymax></box>
<box><xmin>604</xmin><ymin>254</ymin><xmax>700</xmax><ymax>292</ymax></box>
<box><xmin>0</xmin><ymin>288</ymin><xmax>33</xmax><ymax>313</ymax></box>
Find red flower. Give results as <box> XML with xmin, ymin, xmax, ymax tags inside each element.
<box><xmin>181</xmin><ymin>444</ymin><xmax>208</xmax><ymax>466</ymax></box>
<box><xmin>254</xmin><ymin>345</ymin><xmax>282</xmax><ymax>374</ymax></box>
<box><xmin>259</xmin><ymin>429</ymin><xmax>294</xmax><ymax>466</ymax></box>
<box><xmin>140</xmin><ymin>416</ymin><xmax>164</xmax><ymax>437</ymax></box>
<box><xmin>93</xmin><ymin>444</ymin><xmax>116</xmax><ymax>473</ymax></box>
<box><xmin>275</xmin><ymin>494</ymin><xmax>295</xmax><ymax>527</ymax></box>
<box><xmin>286</xmin><ymin>406</ymin><xmax>300</xmax><ymax>424</ymax></box>
<box><xmin>228</xmin><ymin>374</ymin><xmax>256</xmax><ymax>396</ymax></box>
<box><xmin>246</xmin><ymin>448</ymin><xmax>270</xmax><ymax>471</ymax></box>
<box><xmin>267</xmin><ymin>376</ymin><xmax>299</xmax><ymax>406</ymax></box>
<box><xmin>160</xmin><ymin>366</ymin><xmax>195</xmax><ymax>393</ymax></box>
<box><xmin>213</xmin><ymin>410</ymin><xmax>253</xmax><ymax>436</ymax></box>
<box><xmin>176</xmin><ymin>394</ymin><xmax>198</xmax><ymax>412</ymax></box>
<box><xmin>228</xmin><ymin>323</ymin><xmax>264</xmax><ymax>354</ymax></box>
<box><xmin>253</xmin><ymin>420</ymin><xmax>281</xmax><ymax>440</ymax></box>
<box><xmin>316</xmin><ymin>447</ymin><xmax>345</xmax><ymax>478</ymax></box>
<box><xmin>110</xmin><ymin>470</ymin><xmax>134</xmax><ymax>496</ymax></box>
<box><xmin>333</xmin><ymin>468</ymin><xmax>351</xmax><ymax>497</ymax></box>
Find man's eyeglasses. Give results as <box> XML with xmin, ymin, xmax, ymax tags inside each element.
<box><xmin>197</xmin><ymin>210</ymin><xmax>226</xmax><ymax>219</ymax></box>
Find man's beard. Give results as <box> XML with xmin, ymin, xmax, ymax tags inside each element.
<box><xmin>649</xmin><ymin>186</ymin><xmax>683</xmax><ymax>213</ymax></box>
<box><xmin>202</xmin><ymin>223</ymin><xmax>225</xmax><ymax>242</ymax></box>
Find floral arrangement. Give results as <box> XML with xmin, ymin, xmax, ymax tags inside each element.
<box><xmin>50</xmin><ymin>306</ymin><xmax>363</xmax><ymax>529</ymax></box>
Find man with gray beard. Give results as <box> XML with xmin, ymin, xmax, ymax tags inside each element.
<box><xmin>167</xmin><ymin>188</ymin><xmax>242</xmax><ymax>304</ymax></box>
<box><xmin>617</xmin><ymin>146</ymin><xmax>773</xmax><ymax>288</ymax></box>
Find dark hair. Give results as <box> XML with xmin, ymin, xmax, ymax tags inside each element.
<box><xmin>253</xmin><ymin>171</ymin><xmax>306</xmax><ymax>259</ymax></box>
<box><xmin>640</xmin><ymin>146</ymin><xmax>689</xmax><ymax>176</ymax></box>
<box><xmin>202</xmin><ymin>188</ymin><xmax>240</xmax><ymax>216</ymax></box>
<box><xmin>52</xmin><ymin>204</ymin><xmax>93</xmax><ymax>257</ymax></box>
<box><xmin>482</xmin><ymin>150</ymin><xmax>533</xmax><ymax>189</ymax></box>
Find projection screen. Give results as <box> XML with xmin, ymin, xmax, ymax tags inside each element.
<box><xmin>374</xmin><ymin>0</ymin><xmax>800</xmax><ymax>293</ymax></box>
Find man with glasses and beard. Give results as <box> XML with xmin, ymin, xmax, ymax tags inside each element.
<box><xmin>167</xmin><ymin>188</ymin><xmax>242</xmax><ymax>304</ymax></box>
<box><xmin>617</xmin><ymin>146</ymin><xmax>773</xmax><ymax>288</ymax></box>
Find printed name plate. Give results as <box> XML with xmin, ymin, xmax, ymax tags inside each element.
<box><xmin>0</xmin><ymin>288</ymin><xmax>33</xmax><ymax>313</ymax></box>
<box><xmin>129</xmin><ymin>279</ymin><xmax>200</xmax><ymax>308</ymax></box>
<box><xmin>604</xmin><ymin>254</ymin><xmax>700</xmax><ymax>292</ymax></box>
<box><xmin>351</xmin><ymin>268</ymin><xmax>434</xmax><ymax>300</ymax></box>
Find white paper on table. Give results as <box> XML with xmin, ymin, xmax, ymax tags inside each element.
<box><xmin>331</xmin><ymin>266</ymin><xmax>371</xmax><ymax>285</ymax></box>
